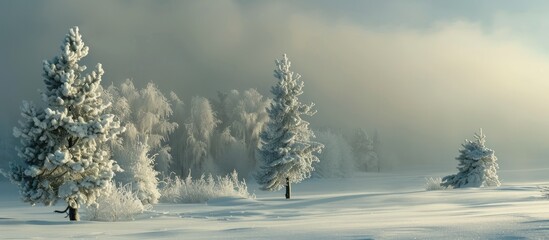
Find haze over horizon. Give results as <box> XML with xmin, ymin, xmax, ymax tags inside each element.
<box><xmin>2</xmin><ymin>0</ymin><xmax>549</xmax><ymax>171</ymax></box>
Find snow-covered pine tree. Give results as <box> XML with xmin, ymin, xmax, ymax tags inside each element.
<box><xmin>10</xmin><ymin>27</ymin><xmax>124</xmax><ymax>221</ymax></box>
<box><xmin>256</xmin><ymin>54</ymin><xmax>324</xmax><ymax>199</ymax></box>
<box><xmin>441</xmin><ymin>129</ymin><xmax>500</xmax><ymax>188</ymax></box>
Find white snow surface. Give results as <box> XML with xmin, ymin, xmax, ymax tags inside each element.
<box><xmin>2</xmin><ymin>168</ymin><xmax>549</xmax><ymax>239</ymax></box>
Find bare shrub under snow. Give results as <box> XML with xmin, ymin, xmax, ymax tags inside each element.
<box><xmin>85</xmin><ymin>182</ymin><xmax>149</xmax><ymax>222</ymax></box>
<box><xmin>159</xmin><ymin>170</ymin><xmax>254</xmax><ymax>203</ymax></box>
<box><xmin>425</xmin><ymin>177</ymin><xmax>448</xmax><ymax>191</ymax></box>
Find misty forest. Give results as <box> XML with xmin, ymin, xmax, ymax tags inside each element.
<box><xmin>3</xmin><ymin>1</ymin><xmax>549</xmax><ymax>239</ymax></box>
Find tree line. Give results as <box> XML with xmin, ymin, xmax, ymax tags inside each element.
<box><xmin>6</xmin><ymin>27</ymin><xmax>381</xmax><ymax>220</ymax></box>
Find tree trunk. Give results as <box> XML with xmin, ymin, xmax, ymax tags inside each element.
<box><xmin>69</xmin><ymin>206</ymin><xmax>79</xmax><ymax>221</ymax></box>
<box><xmin>285</xmin><ymin>177</ymin><xmax>291</xmax><ymax>199</ymax></box>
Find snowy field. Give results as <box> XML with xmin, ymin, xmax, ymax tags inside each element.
<box><xmin>2</xmin><ymin>168</ymin><xmax>549</xmax><ymax>239</ymax></box>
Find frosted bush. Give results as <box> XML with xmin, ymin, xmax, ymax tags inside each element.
<box><xmin>85</xmin><ymin>182</ymin><xmax>149</xmax><ymax>222</ymax></box>
<box><xmin>159</xmin><ymin>170</ymin><xmax>254</xmax><ymax>203</ymax></box>
<box><xmin>111</xmin><ymin>140</ymin><xmax>160</xmax><ymax>205</ymax></box>
<box><xmin>425</xmin><ymin>177</ymin><xmax>448</xmax><ymax>191</ymax></box>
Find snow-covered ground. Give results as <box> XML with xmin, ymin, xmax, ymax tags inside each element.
<box><xmin>2</xmin><ymin>168</ymin><xmax>549</xmax><ymax>239</ymax></box>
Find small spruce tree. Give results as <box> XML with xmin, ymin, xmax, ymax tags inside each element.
<box><xmin>441</xmin><ymin>129</ymin><xmax>500</xmax><ymax>188</ymax></box>
<box><xmin>10</xmin><ymin>27</ymin><xmax>124</xmax><ymax>221</ymax></box>
<box><xmin>256</xmin><ymin>54</ymin><xmax>323</xmax><ymax>199</ymax></box>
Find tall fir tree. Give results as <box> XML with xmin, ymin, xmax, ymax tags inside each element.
<box><xmin>441</xmin><ymin>129</ymin><xmax>500</xmax><ymax>188</ymax></box>
<box><xmin>256</xmin><ymin>54</ymin><xmax>323</xmax><ymax>199</ymax></box>
<box><xmin>10</xmin><ymin>27</ymin><xmax>124</xmax><ymax>221</ymax></box>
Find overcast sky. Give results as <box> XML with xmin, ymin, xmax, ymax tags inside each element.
<box><xmin>3</xmin><ymin>1</ymin><xmax>549</xmax><ymax>170</ymax></box>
